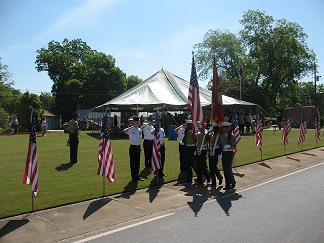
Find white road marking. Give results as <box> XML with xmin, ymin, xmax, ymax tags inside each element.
<box><xmin>73</xmin><ymin>213</ymin><xmax>175</xmax><ymax>243</ymax></box>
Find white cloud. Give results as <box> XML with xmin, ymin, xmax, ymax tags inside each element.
<box><xmin>38</xmin><ymin>0</ymin><xmax>120</xmax><ymax>40</ymax></box>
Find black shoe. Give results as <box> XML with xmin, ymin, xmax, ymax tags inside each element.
<box><xmin>218</xmin><ymin>177</ymin><xmax>223</xmax><ymax>185</ymax></box>
<box><xmin>223</xmin><ymin>186</ymin><xmax>231</xmax><ymax>190</ymax></box>
<box><xmin>231</xmin><ymin>181</ymin><xmax>236</xmax><ymax>189</ymax></box>
<box><xmin>211</xmin><ymin>183</ymin><xmax>216</xmax><ymax>188</ymax></box>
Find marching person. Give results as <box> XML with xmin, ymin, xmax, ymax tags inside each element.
<box><xmin>124</xmin><ymin>116</ymin><xmax>144</xmax><ymax>182</ymax></box>
<box><xmin>141</xmin><ymin>116</ymin><xmax>154</xmax><ymax>169</ymax></box>
<box><xmin>175</xmin><ymin>120</ymin><xmax>186</xmax><ymax>172</ymax></box>
<box><xmin>68</xmin><ymin>113</ymin><xmax>79</xmax><ymax>164</ymax></box>
<box><xmin>208</xmin><ymin>123</ymin><xmax>223</xmax><ymax>187</ymax></box>
<box><xmin>195</xmin><ymin>122</ymin><xmax>210</xmax><ymax>185</ymax></box>
<box><xmin>220</xmin><ymin>121</ymin><xmax>237</xmax><ymax>190</ymax></box>
<box><xmin>183</xmin><ymin>119</ymin><xmax>197</xmax><ymax>184</ymax></box>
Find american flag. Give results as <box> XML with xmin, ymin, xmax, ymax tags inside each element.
<box><xmin>256</xmin><ymin>114</ymin><xmax>263</xmax><ymax>150</ymax></box>
<box><xmin>23</xmin><ymin>110</ymin><xmax>39</xmax><ymax>196</ymax></box>
<box><xmin>211</xmin><ymin>54</ymin><xmax>224</xmax><ymax>123</ymax></box>
<box><xmin>315</xmin><ymin>109</ymin><xmax>321</xmax><ymax>142</ymax></box>
<box><xmin>298</xmin><ymin>118</ymin><xmax>307</xmax><ymax>145</ymax></box>
<box><xmin>151</xmin><ymin>113</ymin><xmax>161</xmax><ymax>172</ymax></box>
<box><xmin>231</xmin><ymin>112</ymin><xmax>241</xmax><ymax>144</ymax></box>
<box><xmin>97</xmin><ymin>114</ymin><xmax>115</xmax><ymax>182</ymax></box>
<box><xmin>282</xmin><ymin>119</ymin><xmax>291</xmax><ymax>145</ymax></box>
<box><xmin>188</xmin><ymin>52</ymin><xmax>203</xmax><ymax>129</ymax></box>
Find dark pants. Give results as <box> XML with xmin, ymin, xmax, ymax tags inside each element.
<box><xmin>222</xmin><ymin>151</ymin><xmax>235</xmax><ymax>188</ymax></box>
<box><xmin>239</xmin><ymin>124</ymin><xmax>245</xmax><ymax>134</ymax></box>
<box><xmin>185</xmin><ymin>146</ymin><xmax>197</xmax><ymax>183</ymax></box>
<box><xmin>143</xmin><ymin>139</ymin><xmax>153</xmax><ymax>169</ymax></box>
<box><xmin>69</xmin><ymin>133</ymin><xmax>79</xmax><ymax>163</ymax></box>
<box><xmin>178</xmin><ymin>144</ymin><xmax>186</xmax><ymax>171</ymax></box>
<box><xmin>129</xmin><ymin>145</ymin><xmax>141</xmax><ymax>181</ymax></box>
<box><xmin>245</xmin><ymin>122</ymin><xmax>251</xmax><ymax>134</ymax></box>
<box><xmin>209</xmin><ymin>149</ymin><xmax>223</xmax><ymax>186</ymax></box>
<box><xmin>196</xmin><ymin>150</ymin><xmax>210</xmax><ymax>184</ymax></box>
<box><xmin>157</xmin><ymin>144</ymin><xmax>166</xmax><ymax>175</ymax></box>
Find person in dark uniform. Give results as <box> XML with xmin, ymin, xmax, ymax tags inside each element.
<box><xmin>68</xmin><ymin>113</ymin><xmax>79</xmax><ymax>164</ymax></box>
<box><xmin>220</xmin><ymin>121</ymin><xmax>237</xmax><ymax>190</ymax></box>
<box><xmin>183</xmin><ymin>119</ymin><xmax>197</xmax><ymax>184</ymax></box>
<box><xmin>124</xmin><ymin>116</ymin><xmax>144</xmax><ymax>182</ymax></box>
<box><xmin>195</xmin><ymin>122</ymin><xmax>210</xmax><ymax>185</ymax></box>
<box><xmin>208</xmin><ymin>123</ymin><xmax>223</xmax><ymax>187</ymax></box>
<box><xmin>141</xmin><ymin>116</ymin><xmax>154</xmax><ymax>169</ymax></box>
<box><xmin>175</xmin><ymin>120</ymin><xmax>186</xmax><ymax>172</ymax></box>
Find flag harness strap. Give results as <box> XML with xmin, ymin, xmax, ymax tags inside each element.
<box><xmin>210</xmin><ymin>134</ymin><xmax>219</xmax><ymax>156</ymax></box>
<box><xmin>197</xmin><ymin>133</ymin><xmax>206</xmax><ymax>155</ymax></box>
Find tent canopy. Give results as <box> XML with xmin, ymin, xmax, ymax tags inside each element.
<box><xmin>94</xmin><ymin>69</ymin><xmax>258</xmax><ymax>111</ymax></box>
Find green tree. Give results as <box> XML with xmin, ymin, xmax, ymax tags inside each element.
<box><xmin>0</xmin><ymin>107</ymin><xmax>10</xmax><ymax>128</ymax></box>
<box><xmin>18</xmin><ymin>92</ymin><xmax>43</xmax><ymax>129</ymax></box>
<box><xmin>40</xmin><ymin>92</ymin><xmax>55</xmax><ymax>112</ymax></box>
<box><xmin>125</xmin><ymin>75</ymin><xmax>142</xmax><ymax>90</ymax></box>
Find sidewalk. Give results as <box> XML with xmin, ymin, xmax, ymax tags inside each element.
<box><xmin>1</xmin><ymin>147</ymin><xmax>324</xmax><ymax>243</ymax></box>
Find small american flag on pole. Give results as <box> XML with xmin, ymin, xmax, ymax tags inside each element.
<box><xmin>298</xmin><ymin>113</ymin><xmax>307</xmax><ymax>145</ymax></box>
<box><xmin>97</xmin><ymin>114</ymin><xmax>115</xmax><ymax>182</ymax></box>
<box><xmin>282</xmin><ymin>119</ymin><xmax>291</xmax><ymax>145</ymax></box>
<box><xmin>232</xmin><ymin>112</ymin><xmax>241</xmax><ymax>144</ymax></box>
<box><xmin>23</xmin><ymin>110</ymin><xmax>39</xmax><ymax>196</ymax></box>
<box><xmin>151</xmin><ymin>113</ymin><xmax>161</xmax><ymax>172</ymax></box>
<box><xmin>315</xmin><ymin>109</ymin><xmax>320</xmax><ymax>142</ymax></box>
<box><xmin>188</xmin><ymin>52</ymin><xmax>203</xmax><ymax>130</ymax></box>
<box><xmin>256</xmin><ymin>114</ymin><xmax>263</xmax><ymax>150</ymax></box>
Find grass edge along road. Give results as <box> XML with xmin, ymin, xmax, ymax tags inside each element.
<box><xmin>0</xmin><ymin>129</ymin><xmax>323</xmax><ymax>219</ymax></box>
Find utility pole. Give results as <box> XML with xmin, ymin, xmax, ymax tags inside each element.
<box><xmin>314</xmin><ymin>62</ymin><xmax>317</xmax><ymax>107</ymax></box>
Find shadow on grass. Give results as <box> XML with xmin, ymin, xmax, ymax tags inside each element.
<box><xmin>146</xmin><ymin>176</ymin><xmax>164</xmax><ymax>203</ymax></box>
<box><xmin>0</xmin><ymin>217</ymin><xmax>29</xmax><ymax>238</ymax></box>
<box><xmin>115</xmin><ymin>181</ymin><xmax>138</xmax><ymax>199</ymax></box>
<box><xmin>55</xmin><ymin>162</ymin><xmax>74</xmax><ymax>171</ymax></box>
<box><xmin>258</xmin><ymin>162</ymin><xmax>272</xmax><ymax>169</ymax></box>
<box><xmin>286</xmin><ymin>156</ymin><xmax>300</xmax><ymax>162</ymax></box>
<box><xmin>83</xmin><ymin>198</ymin><xmax>112</xmax><ymax>220</ymax></box>
<box><xmin>85</xmin><ymin>132</ymin><xmax>100</xmax><ymax>140</ymax></box>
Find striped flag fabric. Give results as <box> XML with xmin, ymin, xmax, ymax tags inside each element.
<box><xmin>97</xmin><ymin>114</ymin><xmax>115</xmax><ymax>182</ymax></box>
<box><xmin>151</xmin><ymin>114</ymin><xmax>161</xmax><ymax>172</ymax></box>
<box><xmin>255</xmin><ymin>114</ymin><xmax>263</xmax><ymax>150</ymax></box>
<box><xmin>298</xmin><ymin>120</ymin><xmax>307</xmax><ymax>145</ymax></box>
<box><xmin>231</xmin><ymin>112</ymin><xmax>241</xmax><ymax>144</ymax></box>
<box><xmin>188</xmin><ymin>52</ymin><xmax>203</xmax><ymax>129</ymax></box>
<box><xmin>282</xmin><ymin>119</ymin><xmax>291</xmax><ymax>145</ymax></box>
<box><xmin>211</xmin><ymin>54</ymin><xmax>224</xmax><ymax>123</ymax></box>
<box><xmin>315</xmin><ymin>109</ymin><xmax>321</xmax><ymax>142</ymax></box>
<box><xmin>23</xmin><ymin>110</ymin><xmax>39</xmax><ymax>196</ymax></box>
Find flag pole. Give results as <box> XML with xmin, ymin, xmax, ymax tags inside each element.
<box><xmin>284</xmin><ymin>145</ymin><xmax>286</xmax><ymax>156</ymax></box>
<box><xmin>260</xmin><ymin>149</ymin><xmax>263</xmax><ymax>162</ymax></box>
<box><xmin>31</xmin><ymin>192</ymin><xmax>34</xmax><ymax>213</ymax></box>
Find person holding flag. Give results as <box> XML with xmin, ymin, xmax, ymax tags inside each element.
<box><xmin>151</xmin><ymin>113</ymin><xmax>166</xmax><ymax>177</ymax></box>
<box><xmin>195</xmin><ymin>121</ymin><xmax>210</xmax><ymax>185</ymax></box>
<box><xmin>220</xmin><ymin>121</ymin><xmax>236</xmax><ymax>190</ymax></box>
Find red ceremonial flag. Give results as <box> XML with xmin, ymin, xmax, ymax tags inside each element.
<box><xmin>211</xmin><ymin>54</ymin><xmax>224</xmax><ymax>123</ymax></box>
<box><xmin>315</xmin><ymin>109</ymin><xmax>321</xmax><ymax>142</ymax></box>
<box><xmin>97</xmin><ymin>115</ymin><xmax>115</xmax><ymax>182</ymax></box>
<box><xmin>23</xmin><ymin>110</ymin><xmax>39</xmax><ymax>196</ymax></box>
<box><xmin>256</xmin><ymin>114</ymin><xmax>263</xmax><ymax>150</ymax></box>
<box><xmin>188</xmin><ymin>52</ymin><xmax>203</xmax><ymax>129</ymax></box>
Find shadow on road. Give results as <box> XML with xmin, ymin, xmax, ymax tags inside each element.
<box><xmin>146</xmin><ymin>176</ymin><xmax>164</xmax><ymax>203</ymax></box>
<box><xmin>0</xmin><ymin>217</ymin><xmax>29</xmax><ymax>238</ymax></box>
<box><xmin>286</xmin><ymin>156</ymin><xmax>300</xmax><ymax>162</ymax></box>
<box><xmin>216</xmin><ymin>191</ymin><xmax>242</xmax><ymax>216</ymax></box>
<box><xmin>301</xmin><ymin>152</ymin><xmax>317</xmax><ymax>157</ymax></box>
<box><xmin>258</xmin><ymin>162</ymin><xmax>272</xmax><ymax>169</ymax></box>
<box><xmin>83</xmin><ymin>198</ymin><xmax>112</xmax><ymax>220</ymax></box>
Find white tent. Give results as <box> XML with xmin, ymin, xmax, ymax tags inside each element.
<box><xmin>94</xmin><ymin>69</ymin><xmax>257</xmax><ymax>111</ymax></box>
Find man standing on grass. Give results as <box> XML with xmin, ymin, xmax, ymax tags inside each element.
<box><xmin>175</xmin><ymin>120</ymin><xmax>186</xmax><ymax>172</ymax></box>
<box><xmin>124</xmin><ymin>116</ymin><xmax>144</xmax><ymax>182</ymax></box>
<box><xmin>141</xmin><ymin>116</ymin><xmax>154</xmax><ymax>170</ymax></box>
<box><xmin>68</xmin><ymin>113</ymin><xmax>79</xmax><ymax>164</ymax></box>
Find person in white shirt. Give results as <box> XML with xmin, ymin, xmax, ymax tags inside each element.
<box><xmin>175</xmin><ymin>120</ymin><xmax>186</xmax><ymax>172</ymax></box>
<box><xmin>124</xmin><ymin>116</ymin><xmax>144</xmax><ymax>182</ymax></box>
<box><xmin>140</xmin><ymin>116</ymin><xmax>154</xmax><ymax>169</ymax></box>
<box><xmin>41</xmin><ymin>118</ymin><xmax>47</xmax><ymax>136</ymax></box>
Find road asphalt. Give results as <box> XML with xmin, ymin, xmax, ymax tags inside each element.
<box><xmin>1</xmin><ymin>147</ymin><xmax>324</xmax><ymax>243</ymax></box>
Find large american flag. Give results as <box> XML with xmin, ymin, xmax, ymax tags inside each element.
<box><xmin>23</xmin><ymin>110</ymin><xmax>39</xmax><ymax>196</ymax></box>
<box><xmin>256</xmin><ymin>114</ymin><xmax>263</xmax><ymax>150</ymax></box>
<box><xmin>232</xmin><ymin>112</ymin><xmax>241</xmax><ymax>144</ymax></box>
<box><xmin>315</xmin><ymin>109</ymin><xmax>321</xmax><ymax>142</ymax></box>
<box><xmin>211</xmin><ymin>54</ymin><xmax>224</xmax><ymax>123</ymax></box>
<box><xmin>151</xmin><ymin>113</ymin><xmax>161</xmax><ymax>172</ymax></box>
<box><xmin>97</xmin><ymin>114</ymin><xmax>115</xmax><ymax>182</ymax></box>
<box><xmin>298</xmin><ymin>119</ymin><xmax>307</xmax><ymax>145</ymax></box>
<box><xmin>188</xmin><ymin>52</ymin><xmax>203</xmax><ymax>129</ymax></box>
<box><xmin>282</xmin><ymin>119</ymin><xmax>291</xmax><ymax>145</ymax></box>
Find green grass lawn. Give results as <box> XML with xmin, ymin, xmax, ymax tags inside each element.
<box><xmin>0</xmin><ymin>129</ymin><xmax>323</xmax><ymax>219</ymax></box>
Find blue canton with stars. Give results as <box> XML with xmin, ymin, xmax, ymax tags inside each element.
<box><xmin>30</xmin><ymin>112</ymin><xmax>37</xmax><ymax>144</ymax></box>
<box><xmin>101</xmin><ymin>114</ymin><xmax>110</xmax><ymax>139</ymax></box>
<box><xmin>190</xmin><ymin>53</ymin><xmax>199</xmax><ymax>88</ymax></box>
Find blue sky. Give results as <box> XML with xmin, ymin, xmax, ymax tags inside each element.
<box><xmin>1</xmin><ymin>0</ymin><xmax>323</xmax><ymax>94</ymax></box>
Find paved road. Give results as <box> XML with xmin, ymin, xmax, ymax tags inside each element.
<box><xmin>84</xmin><ymin>163</ymin><xmax>324</xmax><ymax>243</ymax></box>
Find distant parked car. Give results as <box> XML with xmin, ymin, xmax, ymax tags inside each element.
<box><xmin>78</xmin><ymin>120</ymin><xmax>101</xmax><ymax>130</ymax></box>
